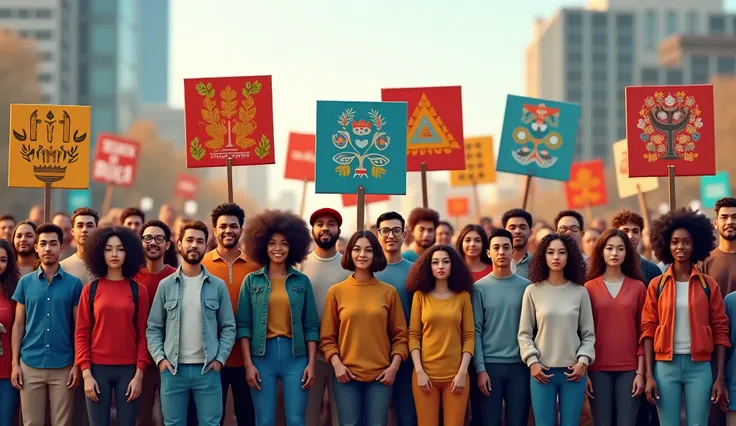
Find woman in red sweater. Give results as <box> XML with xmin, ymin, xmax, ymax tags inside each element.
<box><xmin>75</xmin><ymin>227</ymin><xmax>149</xmax><ymax>426</ymax></box>
<box><xmin>455</xmin><ymin>225</ymin><xmax>492</xmax><ymax>283</ymax></box>
<box><xmin>0</xmin><ymin>239</ymin><xmax>20</xmax><ymax>426</ymax></box>
<box><xmin>583</xmin><ymin>229</ymin><xmax>646</xmax><ymax>426</ymax></box>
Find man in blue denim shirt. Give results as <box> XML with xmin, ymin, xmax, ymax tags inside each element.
<box><xmin>147</xmin><ymin>221</ymin><xmax>236</xmax><ymax>426</ymax></box>
<box><xmin>10</xmin><ymin>223</ymin><xmax>83</xmax><ymax>426</ymax></box>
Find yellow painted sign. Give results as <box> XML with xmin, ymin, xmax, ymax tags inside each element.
<box><xmin>8</xmin><ymin>104</ymin><xmax>91</xmax><ymax>189</ymax></box>
<box><xmin>450</xmin><ymin>136</ymin><xmax>496</xmax><ymax>187</ymax></box>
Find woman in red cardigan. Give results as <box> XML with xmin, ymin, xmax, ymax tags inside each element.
<box><xmin>0</xmin><ymin>239</ymin><xmax>20</xmax><ymax>426</ymax></box>
<box><xmin>75</xmin><ymin>227</ymin><xmax>149</xmax><ymax>426</ymax></box>
<box><xmin>584</xmin><ymin>229</ymin><xmax>647</xmax><ymax>426</ymax></box>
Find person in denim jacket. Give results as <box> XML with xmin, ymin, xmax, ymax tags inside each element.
<box><xmin>236</xmin><ymin>210</ymin><xmax>320</xmax><ymax>426</ymax></box>
<box><xmin>146</xmin><ymin>221</ymin><xmax>236</xmax><ymax>426</ymax></box>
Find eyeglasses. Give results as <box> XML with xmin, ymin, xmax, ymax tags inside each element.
<box><xmin>557</xmin><ymin>226</ymin><xmax>581</xmax><ymax>233</ymax></box>
<box><xmin>142</xmin><ymin>235</ymin><xmax>167</xmax><ymax>244</ymax></box>
<box><xmin>378</xmin><ymin>227</ymin><xmax>404</xmax><ymax>237</ymax></box>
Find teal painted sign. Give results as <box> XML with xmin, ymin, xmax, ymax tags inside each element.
<box><xmin>700</xmin><ymin>171</ymin><xmax>731</xmax><ymax>209</ymax></box>
<box><xmin>67</xmin><ymin>189</ymin><xmax>91</xmax><ymax>212</ymax></box>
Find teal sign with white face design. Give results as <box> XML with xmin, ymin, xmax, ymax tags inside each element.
<box><xmin>700</xmin><ymin>171</ymin><xmax>731</xmax><ymax>209</ymax></box>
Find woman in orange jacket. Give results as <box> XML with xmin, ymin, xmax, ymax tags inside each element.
<box><xmin>641</xmin><ymin>208</ymin><xmax>730</xmax><ymax>426</ymax></box>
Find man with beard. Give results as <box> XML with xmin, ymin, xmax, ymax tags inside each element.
<box><xmin>53</xmin><ymin>212</ymin><xmax>76</xmax><ymax>260</ymax></box>
<box><xmin>0</xmin><ymin>214</ymin><xmax>16</xmax><ymax>242</ymax></box>
<box><xmin>402</xmin><ymin>208</ymin><xmax>439</xmax><ymax>262</ymax></box>
<box><xmin>121</xmin><ymin>207</ymin><xmax>145</xmax><ymax>235</ymax></box>
<box><xmin>202</xmin><ymin>203</ymin><xmax>259</xmax><ymax>426</ymax></box>
<box><xmin>60</xmin><ymin>208</ymin><xmax>99</xmax><ymax>285</ymax></box>
<box><xmin>300</xmin><ymin>208</ymin><xmax>350</xmax><ymax>426</ymax></box>
<box><xmin>12</xmin><ymin>221</ymin><xmax>38</xmax><ymax>276</ymax></box>
<box><xmin>135</xmin><ymin>220</ymin><xmax>177</xmax><ymax>426</ymax></box>
<box><xmin>11</xmin><ymin>224</ymin><xmax>83</xmax><ymax>426</ymax></box>
<box><xmin>502</xmin><ymin>209</ymin><xmax>534</xmax><ymax>280</ymax></box>
<box><xmin>374</xmin><ymin>211</ymin><xmax>416</xmax><ymax>426</ymax></box>
<box><xmin>147</xmin><ymin>221</ymin><xmax>236</xmax><ymax>425</ymax></box>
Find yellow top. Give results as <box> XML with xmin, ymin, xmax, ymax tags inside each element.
<box><xmin>408</xmin><ymin>291</ymin><xmax>475</xmax><ymax>381</ymax></box>
<box><xmin>320</xmin><ymin>275</ymin><xmax>409</xmax><ymax>382</ymax></box>
<box><xmin>266</xmin><ymin>277</ymin><xmax>292</xmax><ymax>338</ymax></box>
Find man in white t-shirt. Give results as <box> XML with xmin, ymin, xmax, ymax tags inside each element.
<box><xmin>59</xmin><ymin>207</ymin><xmax>98</xmax><ymax>285</ymax></box>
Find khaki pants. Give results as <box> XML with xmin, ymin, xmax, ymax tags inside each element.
<box><xmin>19</xmin><ymin>360</ymin><xmax>74</xmax><ymax>426</ymax></box>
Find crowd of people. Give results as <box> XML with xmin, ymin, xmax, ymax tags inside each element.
<box><xmin>0</xmin><ymin>198</ymin><xmax>736</xmax><ymax>426</ymax></box>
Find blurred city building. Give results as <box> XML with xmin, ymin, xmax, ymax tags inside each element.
<box><xmin>138</xmin><ymin>0</ymin><xmax>168</xmax><ymax>104</ymax></box>
<box><xmin>139</xmin><ymin>103</ymin><xmax>184</xmax><ymax>146</ymax></box>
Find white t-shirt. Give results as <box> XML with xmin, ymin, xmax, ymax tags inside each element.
<box><xmin>673</xmin><ymin>280</ymin><xmax>692</xmax><ymax>354</ymax></box>
<box><xmin>299</xmin><ymin>252</ymin><xmax>351</xmax><ymax>320</ymax></box>
<box><xmin>179</xmin><ymin>271</ymin><xmax>205</xmax><ymax>364</ymax></box>
<box><xmin>60</xmin><ymin>253</ymin><xmax>96</xmax><ymax>284</ymax></box>
<box><xmin>603</xmin><ymin>279</ymin><xmax>624</xmax><ymax>298</ymax></box>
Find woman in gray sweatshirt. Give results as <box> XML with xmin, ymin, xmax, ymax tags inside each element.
<box><xmin>518</xmin><ymin>233</ymin><xmax>596</xmax><ymax>426</ymax></box>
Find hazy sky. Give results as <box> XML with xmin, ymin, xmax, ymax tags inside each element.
<box><xmin>167</xmin><ymin>0</ymin><xmax>736</xmax><ymax>218</ymax></box>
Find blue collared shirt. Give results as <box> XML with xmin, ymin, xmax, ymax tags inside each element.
<box><xmin>12</xmin><ymin>265</ymin><xmax>83</xmax><ymax>369</ymax></box>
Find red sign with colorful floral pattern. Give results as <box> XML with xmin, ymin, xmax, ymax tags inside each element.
<box><xmin>625</xmin><ymin>85</ymin><xmax>715</xmax><ymax>177</ymax></box>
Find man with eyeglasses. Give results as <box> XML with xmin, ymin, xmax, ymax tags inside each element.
<box><xmin>375</xmin><ymin>211</ymin><xmax>416</xmax><ymax>426</ymax></box>
<box><xmin>554</xmin><ymin>210</ymin><xmax>588</xmax><ymax>261</ymax></box>
<box><xmin>135</xmin><ymin>220</ymin><xmax>178</xmax><ymax>426</ymax></box>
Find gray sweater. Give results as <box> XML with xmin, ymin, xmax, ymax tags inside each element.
<box><xmin>517</xmin><ymin>281</ymin><xmax>596</xmax><ymax>368</ymax></box>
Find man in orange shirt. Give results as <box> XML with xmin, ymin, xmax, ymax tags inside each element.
<box><xmin>202</xmin><ymin>203</ymin><xmax>260</xmax><ymax>425</ymax></box>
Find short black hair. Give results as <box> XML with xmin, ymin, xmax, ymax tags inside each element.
<box><xmin>528</xmin><ymin>233</ymin><xmax>587</xmax><ymax>285</ymax></box>
<box><xmin>140</xmin><ymin>220</ymin><xmax>172</xmax><ymax>241</ymax></box>
<box><xmin>489</xmin><ymin>228</ymin><xmax>513</xmax><ymax>243</ymax></box>
<box><xmin>554</xmin><ymin>210</ymin><xmax>585</xmax><ymax>230</ymax></box>
<box><xmin>83</xmin><ymin>226</ymin><xmax>145</xmax><ymax>278</ymax></box>
<box><xmin>341</xmin><ymin>230</ymin><xmax>387</xmax><ymax>272</ymax></box>
<box><xmin>649</xmin><ymin>207</ymin><xmax>716</xmax><ymax>264</ymax></box>
<box><xmin>502</xmin><ymin>208</ymin><xmax>533</xmax><ymax>228</ymax></box>
<box><xmin>376</xmin><ymin>211</ymin><xmax>405</xmax><ymax>230</ymax></box>
<box><xmin>178</xmin><ymin>221</ymin><xmax>209</xmax><ymax>242</ymax></box>
<box><xmin>244</xmin><ymin>210</ymin><xmax>311</xmax><ymax>268</ymax></box>
<box><xmin>715</xmin><ymin>197</ymin><xmax>736</xmax><ymax>216</ymax></box>
<box><xmin>52</xmin><ymin>211</ymin><xmax>70</xmax><ymax>220</ymax></box>
<box><xmin>407</xmin><ymin>208</ymin><xmax>440</xmax><ymax>231</ymax></box>
<box><xmin>35</xmin><ymin>223</ymin><xmax>63</xmax><ymax>244</ymax></box>
<box><xmin>480</xmin><ymin>216</ymin><xmax>493</xmax><ymax>224</ymax></box>
<box><xmin>437</xmin><ymin>220</ymin><xmax>454</xmax><ymax>234</ymax></box>
<box><xmin>120</xmin><ymin>207</ymin><xmax>145</xmax><ymax>224</ymax></box>
<box><xmin>72</xmin><ymin>207</ymin><xmax>99</xmax><ymax>226</ymax></box>
<box><xmin>211</xmin><ymin>203</ymin><xmax>245</xmax><ymax>228</ymax></box>
<box><xmin>0</xmin><ymin>214</ymin><xmax>16</xmax><ymax>223</ymax></box>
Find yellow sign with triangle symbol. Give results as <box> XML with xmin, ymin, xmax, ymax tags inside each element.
<box><xmin>406</xmin><ymin>93</ymin><xmax>460</xmax><ymax>155</ymax></box>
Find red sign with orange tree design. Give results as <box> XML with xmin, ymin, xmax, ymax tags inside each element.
<box><xmin>184</xmin><ymin>75</ymin><xmax>275</xmax><ymax>168</ymax></box>
<box><xmin>625</xmin><ymin>84</ymin><xmax>715</xmax><ymax>177</ymax></box>
<box><xmin>564</xmin><ymin>160</ymin><xmax>608</xmax><ymax>209</ymax></box>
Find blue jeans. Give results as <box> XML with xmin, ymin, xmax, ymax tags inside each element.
<box><xmin>393</xmin><ymin>360</ymin><xmax>417</xmax><ymax>426</ymax></box>
<box><xmin>654</xmin><ymin>355</ymin><xmax>713</xmax><ymax>426</ymax></box>
<box><xmin>529</xmin><ymin>367</ymin><xmax>586</xmax><ymax>426</ymax></box>
<box><xmin>251</xmin><ymin>337</ymin><xmax>309</xmax><ymax>426</ymax></box>
<box><xmin>160</xmin><ymin>364</ymin><xmax>222</xmax><ymax>426</ymax></box>
<box><xmin>0</xmin><ymin>379</ymin><xmax>19</xmax><ymax>426</ymax></box>
<box><xmin>334</xmin><ymin>378</ymin><xmax>393</xmax><ymax>426</ymax></box>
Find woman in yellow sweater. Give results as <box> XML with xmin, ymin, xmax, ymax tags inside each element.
<box><xmin>320</xmin><ymin>230</ymin><xmax>409</xmax><ymax>426</ymax></box>
<box><xmin>405</xmin><ymin>244</ymin><xmax>475</xmax><ymax>426</ymax></box>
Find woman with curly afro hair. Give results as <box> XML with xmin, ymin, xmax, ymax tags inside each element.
<box><xmin>404</xmin><ymin>244</ymin><xmax>474</xmax><ymax>426</ymax></box>
<box><xmin>74</xmin><ymin>226</ymin><xmax>149</xmax><ymax>426</ymax></box>
<box><xmin>640</xmin><ymin>208</ymin><xmax>730</xmax><ymax>425</ymax></box>
<box><xmin>235</xmin><ymin>210</ymin><xmax>320</xmax><ymax>426</ymax></box>
<box><xmin>455</xmin><ymin>224</ymin><xmax>493</xmax><ymax>282</ymax></box>
<box><xmin>320</xmin><ymin>230</ymin><xmax>408</xmax><ymax>426</ymax></box>
<box><xmin>518</xmin><ymin>233</ymin><xmax>595</xmax><ymax>426</ymax></box>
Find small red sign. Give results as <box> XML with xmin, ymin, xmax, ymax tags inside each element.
<box><xmin>91</xmin><ymin>133</ymin><xmax>141</xmax><ymax>188</ymax></box>
<box><xmin>284</xmin><ymin>132</ymin><xmax>315</xmax><ymax>182</ymax></box>
<box><xmin>446</xmin><ymin>197</ymin><xmax>469</xmax><ymax>217</ymax></box>
<box><xmin>564</xmin><ymin>159</ymin><xmax>609</xmax><ymax>209</ymax></box>
<box><xmin>174</xmin><ymin>174</ymin><xmax>199</xmax><ymax>200</ymax></box>
<box><xmin>341</xmin><ymin>194</ymin><xmax>390</xmax><ymax>207</ymax></box>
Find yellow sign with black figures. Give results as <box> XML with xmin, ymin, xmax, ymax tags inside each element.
<box><xmin>450</xmin><ymin>136</ymin><xmax>496</xmax><ymax>187</ymax></box>
<box><xmin>8</xmin><ymin>104</ymin><xmax>91</xmax><ymax>189</ymax></box>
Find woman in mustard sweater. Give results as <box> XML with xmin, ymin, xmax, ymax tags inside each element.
<box><xmin>405</xmin><ymin>244</ymin><xmax>475</xmax><ymax>426</ymax></box>
<box><xmin>320</xmin><ymin>230</ymin><xmax>409</xmax><ymax>426</ymax></box>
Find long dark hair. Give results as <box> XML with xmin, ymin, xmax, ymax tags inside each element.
<box><xmin>406</xmin><ymin>244</ymin><xmax>474</xmax><ymax>294</ymax></box>
<box><xmin>0</xmin><ymin>240</ymin><xmax>20</xmax><ymax>301</ymax></box>
<box><xmin>455</xmin><ymin>224</ymin><xmax>491</xmax><ymax>265</ymax></box>
<box><xmin>586</xmin><ymin>229</ymin><xmax>645</xmax><ymax>283</ymax></box>
<box><xmin>528</xmin><ymin>233</ymin><xmax>587</xmax><ymax>285</ymax></box>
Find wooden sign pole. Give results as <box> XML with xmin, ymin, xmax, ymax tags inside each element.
<box><xmin>522</xmin><ymin>175</ymin><xmax>533</xmax><ymax>210</ymax></box>
<box><xmin>43</xmin><ymin>182</ymin><xmax>51</xmax><ymax>223</ymax></box>
<box><xmin>420</xmin><ymin>162</ymin><xmax>428</xmax><ymax>208</ymax></box>
<box><xmin>667</xmin><ymin>165</ymin><xmax>676</xmax><ymax>211</ymax></box>
<box><xmin>636</xmin><ymin>184</ymin><xmax>651</xmax><ymax>231</ymax></box>
<box><xmin>226</xmin><ymin>157</ymin><xmax>234</xmax><ymax>204</ymax></box>
<box><xmin>584</xmin><ymin>202</ymin><xmax>593</xmax><ymax>226</ymax></box>
<box><xmin>299</xmin><ymin>179</ymin><xmax>308</xmax><ymax>218</ymax></box>
<box><xmin>471</xmin><ymin>181</ymin><xmax>481</xmax><ymax>221</ymax></box>
<box><xmin>102</xmin><ymin>185</ymin><xmax>114</xmax><ymax>216</ymax></box>
<box><xmin>356</xmin><ymin>186</ymin><xmax>365</xmax><ymax>231</ymax></box>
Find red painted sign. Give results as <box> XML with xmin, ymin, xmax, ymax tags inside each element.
<box><xmin>446</xmin><ymin>197</ymin><xmax>469</xmax><ymax>217</ymax></box>
<box><xmin>564</xmin><ymin>160</ymin><xmax>608</xmax><ymax>209</ymax></box>
<box><xmin>184</xmin><ymin>75</ymin><xmax>275</xmax><ymax>168</ymax></box>
<box><xmin>174</xmin><ymin>173</ymin><xmax>199</xmax><ymax>200</ymax></box>
<box><xmin>91</xmin><ymin>133</ymin><xmax>141</xmax><ymax>188</ymax></box>
<box><xmin>284</xmin><ymin>132</ymin><xmax>315</xmax><ymax>182</ymax></box>
<box><xmin>341</xmin><ymin>194</ymin><xmax>390</xmax><ymax>207</ymax></box>
<box><xmin>381</xmin><ymin>86</ymin><xmax>465</xmax><ymax>171</ymax></box>
<box><xmin>625</xmin><ymin>84</ymin><xmax>715</xmax><ymax>177</ymax></box>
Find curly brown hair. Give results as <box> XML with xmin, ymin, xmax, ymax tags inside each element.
<box><xmin>528</xmin><ymin>233</ymin><xmax>587</xmax><ymax>285</ymax></box>
<box><xmin>586</xmin><ymin>229</ymin><xmax>645</xmax><ymax>283</ymax></box>
<box><xmin>244</xmin><ymin>210</ymin><xmax>311</xmax><ymax>268</ymax></box>
<box><xmin>406</xmin><ymin>244</ymin><xmax>473</xmax><ymax>294</ymax></box>
<box><xmin>407</xmin><ymin>208</ymin><xmax>440</xmax><ymax>231</ymax></box>
<box><xmin>611</xmin><ymin>209</ymin><xmax>644</xmax><ymax>231</ymax></box>
<box><xmin>649</xmin><ymin>207</ymin><xmax>715</xmax><ymax>264</ymax></box>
